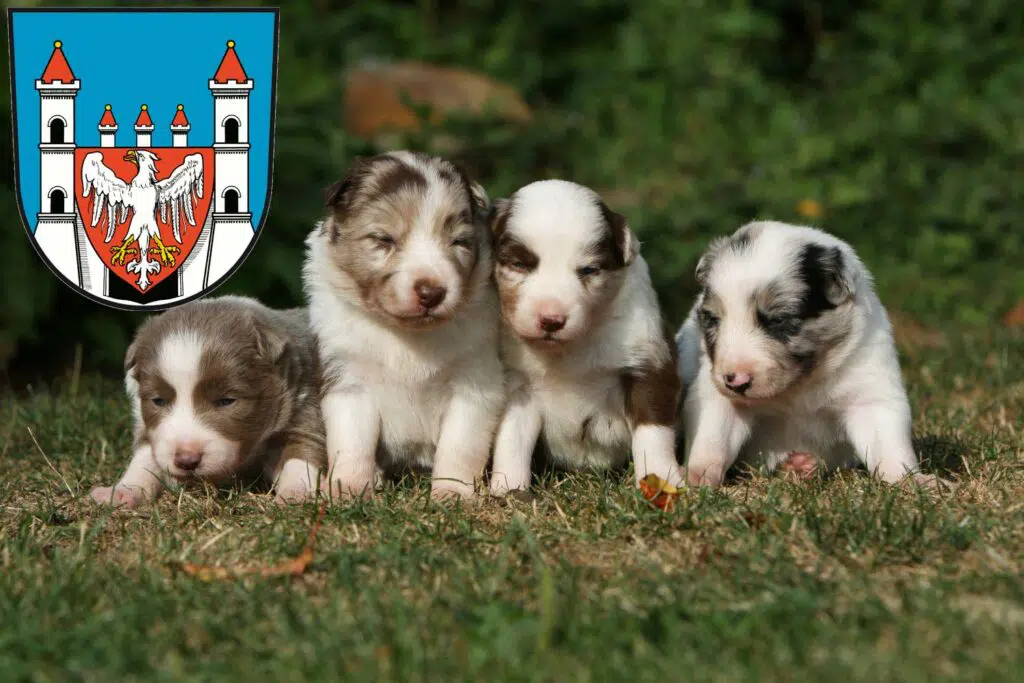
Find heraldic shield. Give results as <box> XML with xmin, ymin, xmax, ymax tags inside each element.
<box><xmin>8</xmin><ymin>8</ymin><xmax>279</xmax><ymax>310</ymax></box>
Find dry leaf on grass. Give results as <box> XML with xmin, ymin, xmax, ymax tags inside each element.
<box><xmin>171</xmin><ymin>500</ymin><xmax>327</xmax><ymax>581</ymax></box>
<box><xmin>639</xmin><ymin>474</ymin><xmax>680</xmax><ymax>511</ymax></box>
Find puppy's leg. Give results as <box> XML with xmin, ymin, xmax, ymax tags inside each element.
<box><xmin>624</xmin><ymin>357</ymin><xmax>684</xmax><ymax>488</ymax></box>
<box><xmin>431</xmin><ymin>376</ymin><xmax>505</xmax><ymax>501</ymax></box>
<box><xmin>843</xmin><ymin>400</ymin><xmax>929</xmax><ymax>486</ymax></box>
<box><xmin>271</xmin><ymin>402</ymin><xmax>326</xmax><ymax>504</ymax></box>
<box><xmin>682</xmin><ymin>389</ymin><xmax>751</xmax><ymax>488</ymax></box>
<box><xmin>322</xmin><ymin>390</ymin><xmax>381</xmax><ymax>500</ymax></box>
<box><xmin>89</xmin><ymin>442</ymin><xmax>164</xmax><ymax>508</ymax></box>
<box><xmin>489</xmin><ymin>391</ymin><xmax>542</xmax><ymax>496</ymax></box>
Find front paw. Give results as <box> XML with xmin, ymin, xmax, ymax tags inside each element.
<box><xmin>89</xmin><ymin>485</ymin><xmax>146</xmax><ymax>508</ymax></box>
<box><xmin>322</xmin><ymin>475</ymin><xmax>376</xmax><ymax>501</ymax></box>
<box><xmin>274</xmin><ymin>482</ymin><xmax>317</xmax><ymax>505</ymax></box>
<box><xmin>778</xmin><ymin>451</ymin><xmax>819</xmax><ymax>480</ymax></box>
<box><xmin>902</xmin><ymin>472</ymin><xmax>952</xmax><ymax>492</ymax></box>
<box><xmin>684</xmin><ymin>461</ymin><xmax>726</xmax><ymax>488</ymax></box>
<box><xmin>431</xmin><ymin>478</ymin><xmax>476</xmax><ymax>502</ymax></box>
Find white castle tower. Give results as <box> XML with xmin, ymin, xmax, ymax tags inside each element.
<box><xmin>34</xmin><ymin>40</ymin><xmax>80</xmax><ymax>288</ymax></box>
<box><xmin>98</xmin><ymin>104</ymin><xmax>117</xmax><ymax>147</ymax></box>
<box><xmin>207</xmin><ymin>39</ymin><xmax>255</xmax><ymax>285</ymax></box>
<box><xmin>170</xmin><ymin>104</ymin><xmax>190</xmax><ymax>147</ymax></box>
<box><xmin>134</xmin><ymin>105</ymin><xmax>154</xmax><ymax>147</ymax></box>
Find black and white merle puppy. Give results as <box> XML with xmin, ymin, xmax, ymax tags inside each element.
<box><xmin>676</xmin><ymin>220</ymin><xmax>936</xmax><ymax>488</ymax></box>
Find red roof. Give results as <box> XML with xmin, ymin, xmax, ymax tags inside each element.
<box><xmin>212</xmin><ymin>40</ymin><xmax>249</xmax><ymax>83</ymax></box>
<box><xmin>171</xmin><ymin>104</ymin><xmax>190</xmax><ymax>127</ymax></box>
<box><xmin>39</xmin><ymin>40</ymin><xmax>75</xmax><ymax>84</ymax></box>
<box><xmin>99</xmin><ymin>105</ymin><xmax>116</xmax><ymax>127</ymax></box>
<box><xmin>135</xmin><ymin>105</ymin><xmax>153</xmax><ymax>127</ymax></box>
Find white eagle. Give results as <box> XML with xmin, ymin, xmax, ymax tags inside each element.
<box><xmin>81</xmin><ymin>149</ymin><xmax>205</xmax><ymax>290</ymax></box>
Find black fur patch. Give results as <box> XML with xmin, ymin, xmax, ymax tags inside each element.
<box><xmin>797</xmin><ymin>243</ymin><xmax>845</xmax><ymax>319</ymax></box>
<box><xmin>697</xmin><ymin>301</ymin><xmax>719</xmax><ymax>362</ymax></box>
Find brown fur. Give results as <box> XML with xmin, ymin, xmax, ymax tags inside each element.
<box><xmin>622</xmin><ymin>322</ymin><xmax>681</xmax><ymax>427</ymax></box>
<box><xmin>126</xmin><ymin>298</ymin><xmax>325</xmax><ymax>486</ymax></box>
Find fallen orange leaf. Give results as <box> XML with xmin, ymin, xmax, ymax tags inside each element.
<box><xmin>639</xmin><ymin>474</ymin><xmax>680</xmax><ymax>511</ymax></box>
<box><xmin>172</xmin><ymin>500</ymin><xmax>327</xmax><ymax>581</ymax></box>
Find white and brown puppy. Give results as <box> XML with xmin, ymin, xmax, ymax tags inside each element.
<box><xmin>676</xmin><ymin>220</ymin><xmax>935</xmax><ymax>488</ymax></box>
<box><xmin>487</xmin><ymin>180</ymin><xmax>683</xmax><ymax>495</ymax></box>
<box><xmin>89</xmin><ymin>295</ymin><xmax>326</xmax><ymax>508</ymax></box>
<box><xmin>304</xmin><ymin>151</ymin><xmax>504</xmax><ymax>500</ymax></box>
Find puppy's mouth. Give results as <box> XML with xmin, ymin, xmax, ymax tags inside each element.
<box><xmin>389</xmin><ymin>309</ymin><xmax>453</xmax><ymax>329</ymax></box>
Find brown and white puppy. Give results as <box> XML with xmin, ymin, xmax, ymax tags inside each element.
<box><xmin>487</xmin><ymin>180</ymin><xmax>684</xmax><ymax>495</ymax></box>
<box><xmin>676</xmin><ymin>221</ymin><xmax>934</xmax><ymax>488</ymax></box>
<box><xmin>89</xmin><ymin>296</ymin><xmax>326</xmax><ymax>508</ymax></box>
<box><xmin>303</xmin><ymin>151</ymin><xmax>505</xmax><ymax>500</ymax></box>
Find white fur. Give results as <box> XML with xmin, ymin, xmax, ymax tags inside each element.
<box><xmin>490</xmin><ymin>181</ymin><xmax>682</xmax><ymax>495</ymax></box>
<box><xmin>677</xmin><ymin>221</ymin><xmax>925</xmax><ymax>486</ymax></box>
<box><xmin>305</xmin><ymin>185</ymin><xmax>505</xmax><ymax>500</ymax></box>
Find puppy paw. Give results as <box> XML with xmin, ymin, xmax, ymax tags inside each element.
<box><xmin>89</xmin><ymin>485</ymin><xmax>146</xmax><ymax>508</ymax></box>
<box><xmin>274</xmin><ymin>483</ymin><xmax>317</xmax><ymax>505</ymax></box>
<box><xmin>321</xmin><ymin>475</ymin><xmax>375</xmax><ymax>502</ymax></box>
<box><xmin>902</xmin><ymin>472</ymin><xmax>952</xmax><ymax>492</ymax></box>
<box><xmin>778</xmin><ymin>451</ymin><xmax>819</xmax><ymax>480</ymax></box>
<box><xmin>431</xmin><ymin>478</ymin><xmax>476</xmax><ymax>503</ymax></box>
<box><xmin>684</xmin><ymin>462</ymin><xmax>725</xmax><ymax>488</ymax></box>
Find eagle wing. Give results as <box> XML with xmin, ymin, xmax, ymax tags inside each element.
<box><xmin>81</xmin><ymin>152</ymin><xmax>132</xmax><ymax>242</ymax></box>
<box><xmin>155</xmin><ymin>153</ymin><xmax>204</xmax><ymax>243</ymax></box>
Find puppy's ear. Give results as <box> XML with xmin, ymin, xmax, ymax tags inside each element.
<box><xmin>323</xmin><ymin>156</ymin><xmax>373</xmax><ymax>210</ymax></box>
<box><xmin>124</xmin><ymin>337</ymin><xmax>139</xmax><ymax>376</ymax></box>
<box><xmin>451</xmin><ymin>163</ymin><xmax>490</xmax><ymax>219</ymax></box>
<box><xmin>489</xmin><ymin>197</ymin><xmax>512</xmax><ymax>239</ymax></box>
<box><xmin>695</xmin><ymin>236</ymin><xmax>730</xmax><ymax>288</ymax></box>
<box><xmin>801</xmin><ymin>243</ymin><xmax>855</xmax><ymax>306</ymax></box>
<box><xmin>253</xmin><ymin>322</ymin><xmax>289</xmax><ymax>365</ymax></box>
<box><xmin>599</xmin><ymin>202</ymin><xmax>638</xmax><ymax>267</ymax></box>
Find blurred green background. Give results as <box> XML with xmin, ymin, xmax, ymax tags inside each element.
<box><xmin>2</xmin><ymin>0</ymin><xmax>1022</xmax><ymax>383</ymax></box>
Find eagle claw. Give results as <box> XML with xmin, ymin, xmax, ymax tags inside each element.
<box><xmin>110</xmin><ymin>242</ymin><xmax>136</xmax><ymax>266</ymax></box>
<box><xmin>149</xmin><ymin>243</ymin><xmax>180</xmax><ymax>267</ymax></box>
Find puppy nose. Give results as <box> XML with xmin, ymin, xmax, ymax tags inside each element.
<box><xmin>414</xmin><ymin>280</ymin><xmax>447</xmax><ymax>309</ymax></box>
<box><xmin>724</xmin><ymin>372</ymin><xmax>753</xmax><ymax>394</ymax></box>
<box><xmin>538</xmin><ymin>314</ymin><xmax>566</xmax><ymax>333</ymax></box>
<box><xmin>173</xmin><ymin>443</ymin><xmax>203</xmax><ymax>471</ymax></box>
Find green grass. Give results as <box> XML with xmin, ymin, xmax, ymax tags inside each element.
<box><xmin>1</xmin><ymin>325</ymin><xmax>1022</xmax><ymax>682</ymax></box>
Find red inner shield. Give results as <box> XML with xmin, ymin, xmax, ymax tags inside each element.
<box><xmin>74</xmin><ymin>147</ymin><xmax>215</xmax><ymax>294</ymax></box>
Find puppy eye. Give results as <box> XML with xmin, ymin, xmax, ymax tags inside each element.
<box><xmin>577</xmin><ymin>265</ymin><xmax>601</xmax><ymax>278</ymax></box>
<box><xmin>214</xmin><ymin>397</ymin><xmax>237</xmax><ymax>408</ymax></box>
<box><xmin>452</xmin><ymin>236</ymin><xmax>473</xmax><ymax>249</ymax></box>
<box><xmin>758</xmin><ymin>311</ymin><xmax>798</xmax><ymax>331</ymax></box>
<box><xmin>151</xmin><ymin>397</ymin><xmax>168</xmax><ymax>407</ymax></box>
<box><xmin>698</xmin><ymin>309</ymin><xmax>719</xmax><ymax>327</ymax></box>
<box><xmin>368</xmin><ymin>233</ymin><xmax>395</xmax><ymax>246</ymax></box>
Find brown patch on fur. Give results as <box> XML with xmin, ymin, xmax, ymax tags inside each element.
<box><xmin>321</xmin><ymin>152</ymin><xmax>489</xmax><ymax>320</ymax></box>
<box><xmin>622</xmin><ymin>322</ymin><xmax>681</xmax><ymax>427</ymax></box>
<box><xmin>594</xmin><ymin>201</ymin><xmax>632</xmax><ymax>269</ymax></box>
<box><xmin>127</xmin><ymin>300</ymin><xmax>325</xmax><ymax>481</ymax></box>
<box><xmin>494</xmin><ymin>235</ymin><xmax>539</xmax><ymax>321</ymax></box>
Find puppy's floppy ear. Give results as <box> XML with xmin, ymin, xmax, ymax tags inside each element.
<box><xmin>323</xmin><ymin>156</ymin><xmax>373</xmax><ymax>210</ymax></box>
<box><xmin>124</xmin><ymin>337</ymin><xmax>139</xmax><ymax>376</ymax></box>
<box><xmin>489</xmin><ymin>197</ymin><xmax>512</xmax><ymax>238</ymax></box>
<box><xmin>599</xmin><ymin>201</ymin><xmax>638</xmax><ymax>267</ymax></box>
<box><xmin>801</xmin><ymin>243</ymin><xmax>855</xmax><ymax>306</ymax></box>
<box><xmin>695</xmin><ymin>236</ymin><xmax>730</xmax><ymax>288</ymax></box>
<box><xmin>253</xmin><ymin>320</ymin><xmax>289</xmax><ymax>365</ymax></box>
<box><xmin>451</xmin><ymin>162</ymin><xmax>490</xmax><ymax>218</ymax></box>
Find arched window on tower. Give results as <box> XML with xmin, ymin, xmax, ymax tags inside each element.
<box><xmin>49</xmin><ymin>118</ymin><xmax>65</xmax><ymax>144</ymax></box>
<box><xmin>224</xmin><ymin>189</ymin><xmax>240</xmax><ymax>214</ymax></box>
<box><xmin>223</xmin><ymin>117</ymin><xmax>239</xmax><ymax>144</ymax></box>
<box><xmin>49</xmin><ymin>188</ymin><xmax>66</xmax><ymax>214</ymax></box>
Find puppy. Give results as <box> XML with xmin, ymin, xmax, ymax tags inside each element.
<box><xmin>487</xmin><ymin>180</ymin><xmax>683</xmax><ymax>495</ymax></box>
<box><xmin>304</xmin><ymin>151</ymin><xmax>504</xmax><ymax>500</ymax></box>
<box><xmin>89</xmin><ymin>295</ymin><xmax>326</xmax><ymax>508</ymax></box>
<box><xmin>676</xmin><ymin>220</ymin><xmax>934</xmax><ymax>488</ymax></box>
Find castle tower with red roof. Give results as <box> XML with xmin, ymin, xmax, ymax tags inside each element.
<box><xmin>207</xmin><ymin>39</ymin><xmax>254</xmax><ymax>284</ymax></box>
<box><xmin>170</xmin><ymin>104</ymin><xmax>191</xmax><ymax>147</ymax></box>
<box><xmin>134</xmin><ymin>104</ymin><xmax>154</xmax><ymax>147</ymax></box>
<box><xmin>98</xmin><ymin>104</ymin><xmax>118</xmax><ymax>147</ymax></box>
<box><xmin>33</xmin><ymin>40</ymin><xmax>80</xmax><ymax>289</ymax></box>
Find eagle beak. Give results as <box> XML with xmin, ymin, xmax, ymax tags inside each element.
<box><xmin>123</xmin><ymin>150</ymin><xmax>138</xmax><ymax>165</ymax></box>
